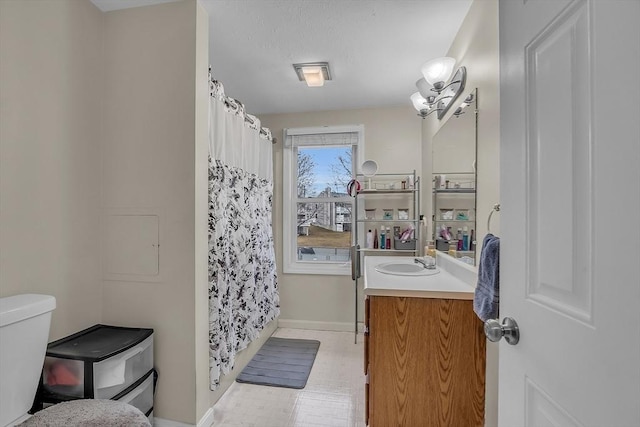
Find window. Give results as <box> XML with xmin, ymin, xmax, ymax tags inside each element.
<box><xmin>283</xmin><ymin>125</ymin><xmax>364</xmax><ymax>275</ymax></box>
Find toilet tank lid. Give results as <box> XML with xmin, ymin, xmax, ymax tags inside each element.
<box><xmin>0</xmin><ymin>294</ymin><xmax>56</xmax><ymax>327</ymax></box>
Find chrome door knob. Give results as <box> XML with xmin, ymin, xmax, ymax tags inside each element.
<box><xmin>484</xmin><ymin>317</ymin><xmax>520</xmax><ymax>345</ymax></box>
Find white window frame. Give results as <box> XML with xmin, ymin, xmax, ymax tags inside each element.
<box><xmin>282</xmin><ymin>124</ymin><xmax>364</xmax><ymax>275</ymax></box>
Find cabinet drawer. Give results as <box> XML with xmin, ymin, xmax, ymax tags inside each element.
<box><xmin>94</xmin><ymin>335</ymin><xmax>153</xmax><ymax>399</ymax></box>
<box><xmin>114</xmin><ymin>370</ymin><xmax>154</xmax><ymax>417</ymax></box>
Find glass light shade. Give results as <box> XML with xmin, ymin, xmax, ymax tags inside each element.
<box><xmin>420</xmin><ymin>57</ymin><xmax>456</xmax><ymax>87</ymax></box>
<box><xmin>302</xmin><ymin>67</ymin><xmax>324</xmax><ymax>87</ymax></box>
<box><xmin>410</xmin><ymin>92</ymin><xmax>427</xmax><ymax>112</ymax></box>
<box><xmin>415</xmin><ymin>78</ymin><xmax>432</xmax><ymax>98</ymax></box>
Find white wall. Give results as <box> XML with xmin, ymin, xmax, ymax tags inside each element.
<box><xmin>420</xmin><ymin>0</ymin><xmax>500</xmax><ymax>425</ymax></box>
<box><xmin>0</xmin><ymin>0</ymin><xmax>104</xmax><ymax>339</ymax></box>
<box><xmin>260</xmin><ymin>106</ymin><xmax>421</xmax><ymax>328</ymax></box>
<box><xmin>101</xmin><ymin>1</ymin><xmax>207</xmax><ymax>423</ymax></box>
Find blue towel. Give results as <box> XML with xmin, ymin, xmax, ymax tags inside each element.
<box><xmin>473</xmin><ymin>233</ymin><xmax>500</xmax><ymax>322</ymax></box>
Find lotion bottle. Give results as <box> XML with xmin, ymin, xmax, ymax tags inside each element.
<box><xmin>366</xmin><ymin>229</ymin><xmax>373</xmax><ymax>249</ymax></box>
<box><xmin>386</xmin><ymin>227</ymin><xmax>392</xmax><ymax>249</ymax></box>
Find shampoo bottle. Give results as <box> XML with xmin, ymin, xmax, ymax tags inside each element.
<box><xmin>380</xmin><ymin>227</ymin><xmax>386</xmax><ymax>249</ymax></box>
<box><xmin>373</xmin><ymin>228</ymin><xmax>379</xmax><ymax>249</ymax></box>
<box><xmin>457</xmin><ymin>228</ymin><xmax>463</xmax><ymax>251</ymax></box>
<box><xmin>462</xmin><ymin>226</ymin><xmax>469</xmax><ymax>251</ymax></box>
<box><xmin>366</xmin><ymin>229</ymin><xmax>373</xmax><ymax>249</ymax></box>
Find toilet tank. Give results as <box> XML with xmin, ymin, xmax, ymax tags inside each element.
<box><xmin>0</xmin><ymin>294</ymin><xmax>56</xmax><ymax>427</ymax></box>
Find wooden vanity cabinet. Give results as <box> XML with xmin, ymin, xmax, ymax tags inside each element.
<box><xmin>364</xmin><ymin>295</ymin><xmax>485</xmax><ymax>427</ymax></box>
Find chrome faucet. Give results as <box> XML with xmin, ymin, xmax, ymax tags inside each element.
<box><xmin>415</xmin><ymin>257</ymin><xmax>436</xmax><ymax>270</ymax></box>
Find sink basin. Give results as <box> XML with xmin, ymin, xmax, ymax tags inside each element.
<box><xmin>375</xmin><ymin>262</ymin><xmax>440</xmax><ymax>276</ymax></box>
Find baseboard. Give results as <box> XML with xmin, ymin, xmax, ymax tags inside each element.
<box><xmin>197</xmin><ymin>407</ymin><xmax>215</xmax><ymax>427</ymax></box>
<box><xmin>154</xmin><ymin>417</ymin><xmax>194</xmax><ymax>427</ymax></box>
<box><xmin>277</xmin><ymin>318</ymin><xmax>363</xmax><ymax>332</ymax></box>
<box><xmin>153</xmin><ymin>408</ymin><xmax>213</xmax><ymax>427</ymax></box>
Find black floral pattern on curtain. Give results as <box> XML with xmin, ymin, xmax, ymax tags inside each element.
<box><xmin>208</xmin><ymin>157</ymin><xmax>279</xmax><ymax>389</ymax></box>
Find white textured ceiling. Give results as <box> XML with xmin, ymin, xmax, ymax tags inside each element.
<box><xmin>202</xmin><ymin>0</ymin><xmax>472</xmax><ymax>115</ymax></box>
<box><xmin>92</xmin><ymin>0</ymin><xmax>472</xmax><ymax>115</ymax></box>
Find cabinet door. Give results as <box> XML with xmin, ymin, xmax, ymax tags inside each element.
<box><xmin>364</xmin><ymin>296</ymin><xmax>370</xmax><ymax>375</ymax></box>
<box><xmin>364</xmin><ymin>295</ymin><xmax>370</xmax><ymax>426</ymax></box>
<box><xmin>368</xmin><ymin>296</ymin><xmax>485</xmax><ymax>427</ymax></box>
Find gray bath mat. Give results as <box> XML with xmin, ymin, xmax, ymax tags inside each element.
<box><xmin>236</xmin><ymin>337</ymin><xmax>320</xmax><ymax>389</ymax></box>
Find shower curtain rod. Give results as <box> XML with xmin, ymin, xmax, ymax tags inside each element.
<box><xmin>208</xmin><ymin>66</ymin><xmax>277</xmax><ymax>144</ymax></box>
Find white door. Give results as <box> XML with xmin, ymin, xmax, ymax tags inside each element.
<box><xmin>499</xmin><ymin>0</ymin><xmax>640</xmax><ymax>425</ymax></box>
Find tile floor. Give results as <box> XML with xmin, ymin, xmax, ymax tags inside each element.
<box><xmin>212</xmin><ymin>328</ymin><xmax>366</xmax><ymax>427</ymax></box>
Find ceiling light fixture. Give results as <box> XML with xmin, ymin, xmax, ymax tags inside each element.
<box><xmin>453</xmin><ymin>93</ymin><xmax>475</xmax><ymax>117</ymax></box>
<box><xmin>410</xmin><ymin>57</ymin><xmax>466</xmax><ymax>119</ymax></box>
<box><xmin>421</xmin><ymin>57</ymin><xmax>456</xmax><ymax>91</ymax></box>
<box><xmin>293</xmin><ymin>62</ymin><xmax>332</xmax><ymax>87</ymax></box>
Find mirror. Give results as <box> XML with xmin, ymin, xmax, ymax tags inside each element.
<box><xmin>431</xmin><ymin>88</ymin><xmax>478</xmax><ymax>265</ymax></box>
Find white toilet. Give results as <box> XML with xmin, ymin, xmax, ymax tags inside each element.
<box><xmin>0</xmin><ymin>294</ymin><xmax>56</xmax><ymax>427</ymax></box>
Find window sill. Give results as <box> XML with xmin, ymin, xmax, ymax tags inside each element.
<box><xmin>283</xmin><ymin>262</ymin><xmax>351</xmax><ymax>276</ymax></box>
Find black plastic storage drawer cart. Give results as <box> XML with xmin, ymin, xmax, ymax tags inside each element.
<box><xmin>36</xmin><ymin>324</ymin><xmax>154</xmax><ymax>421</ymax></box>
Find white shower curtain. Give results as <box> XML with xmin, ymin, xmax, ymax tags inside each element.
<box><xmin>208</xmin><ymin>79</ymin><xmax>279</xmax><ymax>390</ymax></box>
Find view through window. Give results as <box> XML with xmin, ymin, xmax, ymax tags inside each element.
<box><xmin>295</xmin><ymin>145</ymin><xmax>353</xmax><ymax>263</ymax></box>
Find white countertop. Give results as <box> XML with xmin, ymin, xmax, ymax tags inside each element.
<box><xmin>363</xmin><ymin>255</ymin><xmax>477</xmax><ymax>300</ymax></box>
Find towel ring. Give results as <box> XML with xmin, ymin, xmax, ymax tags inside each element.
<box><xmin>487</xmin><ymin>204</ymin><xmax>500</xmax><ymax>233</ymax></box>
